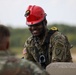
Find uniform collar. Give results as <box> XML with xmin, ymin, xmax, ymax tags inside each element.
<box><xmin>32</xmin><ymin>29</ymin><xmax>49</xmax><ymax>45</ymax></box>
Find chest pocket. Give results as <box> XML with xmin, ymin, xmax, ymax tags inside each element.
<box><xmin>28</xmin><ymin>45</ymin><xmax>38</xmax><ymax>61</ymax></box>
<box><xmin>29</xmin><ymin>43</ymin><xmax>47</xmax><ymax>62</ymax></box>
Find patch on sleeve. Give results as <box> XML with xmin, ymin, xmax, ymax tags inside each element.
<box><xmin>55</xmin><ymin>43</ymin><xmax>63</xmax><ymax>56</ymax></box>
<box><xmin>55</xmin><ymin>49</ymin><xmax>61</xmax><ymax>56</ymax></box>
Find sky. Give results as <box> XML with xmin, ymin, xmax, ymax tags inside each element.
<box><xmin>0</xmin><ymin>0</ymin><xmax>76</xmax><ymax>28</ymax></box>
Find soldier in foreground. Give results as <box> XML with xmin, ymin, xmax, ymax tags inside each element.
<box><xmin>22</xmin><ymin>5</ymin><xmax>72</xmax><ymax>69</ymax></box>
<box><xmin>0</xmin><ymin>25</ymin><xmax>49</xmax><ymax>75</ymax></box>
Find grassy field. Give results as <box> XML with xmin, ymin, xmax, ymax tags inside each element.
<box><xmin>10</xmin><ymin>47</ymin><xmax>23</xmax><ymax>58</ymax></box>
<box><xmin>10</xmin><ymin>46</ymin><xmax>76</xmax><ymax>62</ymax></box>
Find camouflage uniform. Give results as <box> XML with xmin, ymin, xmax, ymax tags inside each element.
<box><xmin>24</xmin><ymin>29</ymin><xmax>72</xmax><ymax>68</ymax></box>
<box><xmin>0</xmin><ymin>51</ymin><xmax>49</xmax><ymax>75</ymax></box>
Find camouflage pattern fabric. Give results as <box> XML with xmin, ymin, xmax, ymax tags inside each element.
<box><xmin>24</xmin><ymin>29</ymin><xmax>72</xmax><ymax>68</ymax></box>
<box><xmin>51</xmin><ymin>31</ymin><xmax>72</xmax><ymax>62</ymax></box>
<box><xmin>0</xmin><ymin>51</ymin><xmax>49</xmax><ymax>75</ymax></box>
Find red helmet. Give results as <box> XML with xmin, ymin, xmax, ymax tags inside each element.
<box><xmin>25</xmin><ymin>5</ymin><xmax>46</xmax><ymax>25</ymax></box>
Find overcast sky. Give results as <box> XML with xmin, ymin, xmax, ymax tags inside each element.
<box><xmin>0</xmin><ymin>0</ymin><xmax>76</xmax><ymax>28</ymax></box>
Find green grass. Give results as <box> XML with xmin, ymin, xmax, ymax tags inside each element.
<box><xmin>10</xmin><ymin>47</ymin><xmax>22</xmax><ymax>54</ymax></box>
<box><xmin>9</xmin><ymin>47</ymin><xmax>23</xmax><ymax>58</ymax></box>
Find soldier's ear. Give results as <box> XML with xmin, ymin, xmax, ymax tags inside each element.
<box><xmin>44</xmin><ymin>19</ymin><xmax>47</xmax><ymax>25</ymax></box>
<box><xmin>6</xmin><ymin>41</ymin><xmax>9</xmax><ymax>49</ymax></box>
<box><xmin>42</xmin><ymin>18</ymin><xmax>47</xmax><ymax>26</ymax></box>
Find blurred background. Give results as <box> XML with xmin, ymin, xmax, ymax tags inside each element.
<box><xmin>0</xmin><ymin>0</ymin><xmax>76</xmax><ymax>62</ymax></box>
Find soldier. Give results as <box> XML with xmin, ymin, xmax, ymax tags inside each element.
<box><xmin>22</xmin><ymin>5</ymin><xmax>72</xmax><ymax>69</ymax></box>
<box><xmin>0</xmin><ymin>24</ymin><xmax>49</xmax><ymax>75</ymax></box>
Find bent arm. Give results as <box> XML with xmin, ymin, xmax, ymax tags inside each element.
<box><xmin>51</xmin><ymin>33</ymin><xmax>72</xmax><ymax>62</ymax></box>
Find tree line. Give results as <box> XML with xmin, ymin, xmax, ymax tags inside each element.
<box><xmin>8</xmin><ymin>24</ymin><xmax>76</xmax><ymax>48</ymax></box>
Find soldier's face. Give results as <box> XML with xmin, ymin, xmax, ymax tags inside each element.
<box><xmin>28</xmin><ymin>23</ymin><xmax>44</xmax><ymax>36</ymax></box>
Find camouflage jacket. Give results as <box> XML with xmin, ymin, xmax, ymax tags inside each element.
<box><xmin>0</xmin><ymin>51</ymin><xmax>49</xmax><ymax>75</ymax></box>
<box><xmin>24</xmin><ymin>29</ymin><xmax>72</xmax><ymax>68</ymax></box>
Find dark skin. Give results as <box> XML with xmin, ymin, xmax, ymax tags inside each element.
<box><xmin>22</xmin><ymin>20</ymin><xmax>47</xmax><ymax>55</ymax></box>
<box><xmin>28</xmin><ymin>21</ymin><xmax>47</xmax><ymax>39</ymax></box>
